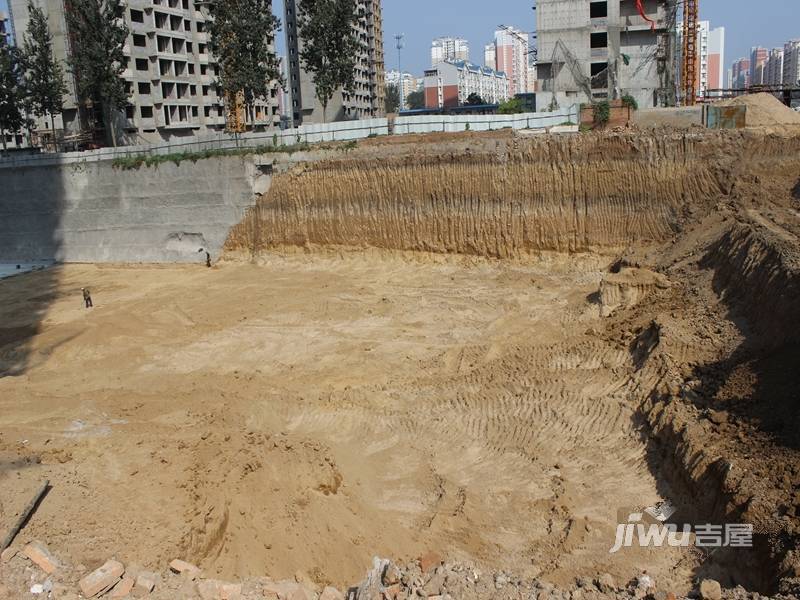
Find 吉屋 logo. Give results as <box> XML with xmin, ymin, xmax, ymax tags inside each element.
<box><xmin>609</xmin><ymin>501</ymin><xmax>753</xmax><ymax>554</ymax></box>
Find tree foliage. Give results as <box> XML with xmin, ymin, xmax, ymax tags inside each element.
<box><xmin>385</xmin><ymin>83</ymin><xmax>400</xmax><ymax>114</ymax></box>
<box><xmin>465</xmin><ymin>93</ymin><xmax>485</xmax><ymax>106</ymax></box>
<box><xmin>498</xmin><ymin>97</ymin><xmax>524</xmax><ymax>114</ymax></box>
<box><xmin>65</xmin><ymin>0</ymin><xmax>129</xmax><ymax>146</ymax></box>
<box><xmin>0</xmin><ymin>45</ymin><xmax>26</xmax><ymax>152</ymax></box>
<box><xmin>406</xmin><ymin>89</ymin><xmax>425</xmax><ymax>110</ymax></box>
<box><xmin>22</xmin><ymin>0</ymin><xmax>68</xmax><ymax>131</ymax></box>
<box><xmin>207</xmin><ymin>0</ymin><xmax>282</xmax><ymax>118</ymax></box>
<box><xmin>297</xmin><ymin>0</ymin><xmax>360</xmax><ymax>121</ymax></box>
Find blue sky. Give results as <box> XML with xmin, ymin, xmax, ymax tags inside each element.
<box><xmin>4</xmin><ymin>0</ymin><xmax>797</xmax><ymax>77</ymax></box>
<box><xmin>277</xmin><ymin>0</ymin><xmax>799</xmax><ymax>76</ymax></box>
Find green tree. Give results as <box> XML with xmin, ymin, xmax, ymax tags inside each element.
<box><xmin>65</xmin><ymin>0</ymin><xmax>129</xmax><ymax>147</ymax></box>
<box><xmin>465</xmin><ymin>93</ymin><xmax>485</xmax><ymax>106</ymax></box>
<box><xmin>0</xmin><ymin>45</ymin><xmax>26</xmax><ymax>153</ymax></box>
<box><xmin>385</xmin><ymin>83</ymin><xmax>400</xmax><ymax>114</ymax></box>
<box><xmin>21</xmin><ymin>1</ymin><xmax>68</xmax><ymax>138</ymax></box>
<box><xmin>498</xmin><ymin>97</ymin><xmax>524</xmax><ymax>114</ymax></box>
<box><xmin>406</xmin><ymin>89</ymin><xmax>425</xmax><ymax>110</ymax></box>
<box><xmin>297</xmin><ymin>0</ymin><xmax>359</xmax><ymax>123</ymax></box>
<box><xmin>207</xmin><ymin>0</ymin><xmax>282</xmax><ymax>129</ymax></box>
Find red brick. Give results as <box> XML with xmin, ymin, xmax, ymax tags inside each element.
<box><xmin>262</xmin><ymin>581</ymin><xmax>314</xmax><ymax>600</ymax></box>
<box><xmin>110</xmin><ymin>575</ymin><xmax>135</xmax><ymax>598</ymax></box>
<box><xmin>79</xmin><ymin>559</ymin><xmax>125</xmax><ymax>597</ymax></box>
<box><xmin>169</xmin><ymin>559</ymin><xmax>200</xmax><ymax>576</ymax></box>
<box><xmin>22</xmin><ymin>541</ymin><xmax>60</xmax><ymax>574</ymax></box>
<box><xmin>418</xmin><ymin>551</ymin><xmax>442</xmax><ymax>573</ymax></box>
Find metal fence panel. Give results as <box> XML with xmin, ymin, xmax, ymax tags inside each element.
<box><xmin>0</xmin><ymin>107</ymin><xmax>579</xmax><ymax>170</ymax></box>
<box><xmin>705</xmin><ymin>105</ymin><xmax>747</xmax><ymax>129</ymax></box>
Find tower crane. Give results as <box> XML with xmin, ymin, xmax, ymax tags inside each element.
<box><xmin>681</xmin><ymin>0</ymin><xmax>699</xmax><ymax>105</ymax></box>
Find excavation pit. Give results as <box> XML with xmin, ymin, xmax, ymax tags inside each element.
<box><xmin>2</xmin><ymin>124</ymin><xmax>800</xmax><ymax>597</ymax></box>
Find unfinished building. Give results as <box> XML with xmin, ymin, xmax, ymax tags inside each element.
<box><xmin>536</xmin><ymin>0</ymin><xmax>678</xmax><ymax>109</ymax></box>
<box><xmin>284</xmin><ymin>0</ymin><xmax>385</xmax><ymax>126</ymax></box>
<box><xmin>8</xmin><ymin>0</ymin><xmax>281</xmax><ymax>145</ymax></box>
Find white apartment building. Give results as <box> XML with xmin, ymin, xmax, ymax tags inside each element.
<box><xmin>764</xmin><ymin>48</ymin><xmax>784</xmax><ymax>86</ymax></box>
<box><xmin>423</xmin><ymin>60</ymin><xmax>509</xmax><ymax>109</ymax></box>
<box><xmin>431</xmin><ymin>37</ymin><xmax>469</xmax><ymax>67</ymax></box>
<box><xmin>696</xmin><ymin>21</ymin><xmax>724</xmax><ymax>98</ymax></box>
<box><xmin>784</xmin><ymin>40</ymin><xmax>800</xmax><ymax>86</ymax></box>
<box><xmin>385</xmin><ymin>70</ymin><xmax>417</xmax><ymax>100</ymax></box>
<box><xmin>484</xmin><ymin>43</ymin><xmax>496</xmax><ymax>69</ymax></box>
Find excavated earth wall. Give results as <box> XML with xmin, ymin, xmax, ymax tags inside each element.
<box><xmin>225</xmin><ymin>131</ymin><xmax>800</xmax><ymax>259</ymax></box>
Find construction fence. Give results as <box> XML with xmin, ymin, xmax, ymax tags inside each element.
<box><xmin>0</xmin><ymin>105</ymin><xmax>580</xmax><ymax>169</ymax></box>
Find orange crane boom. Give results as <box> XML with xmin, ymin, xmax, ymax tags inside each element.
<box><xmin>682</xmin><ymin>0</ymin><xmax>698</xmax><ymax>105</ymax></box>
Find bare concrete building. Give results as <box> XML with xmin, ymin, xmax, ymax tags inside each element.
<box><xmin>0</xmin><ymin>11</ymin><xmax>11</xmax><ymax>47</ymax></box>
<box><xmin>536</xmin><ymin>0</ymin><xmax>678</xmax><ymax>110</ymax></box>
<box><xmin>9</xmin><ymin>0</ymin><xmax>280</xmax><ymax>145</ymax></box>
<box><xmin>284</xmin><ymin>0</ymin><xmax>385</xmax><ymax>126</ymax></box>
<box><xmin>9</xmin><ymin>0</ymin><xmax>79</xmax><ymax>139</ymax></box>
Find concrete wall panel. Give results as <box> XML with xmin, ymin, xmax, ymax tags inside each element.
<box><xmin>0</xmin><ymin>157</ymin><xmax>265</xmax><ymax>263</ymax></box>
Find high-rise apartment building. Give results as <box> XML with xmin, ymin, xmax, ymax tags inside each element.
<box><xmin>484</xmin><ymin>43</ymin><xmax>496</xmax><ymax>69</ymax></box>
<box><xmin>385</xmin><ymin>70</ymin><xmax>417</xmax><ymax>103</ymax></box>
<box><xmin>696</xmin><ymin>21</ymin><xmax>724</xmax><ymax>98</ymax></box>
<box><xmin>9</xmin><ymin>0</ymin><xmax>77</xmax><ymax>135</ymax></box>
<box><xmin>749</xmin><ymin>46</ymin><xmax>768</xmax><ymax>85</ymax></box>
<box><xmin>536</xmin><ymin>0</ymin><xmax>677</xmax><ymax>109</ymax></box>
<box><xmin>431</xmin><ymin>37</ymin><xmax>469</xmax><ymax>67</ymax></box>
<box><xmin>9</xmin><ymin>0</ymin><xmax>281</xmax><ymax>145</ymax></box>
<box><xmin>731</xmin><ymin>57</ymin><xmax>750</xmax><ymax>89</ymax></box>
<box><xmin>285</xmin><ymin>0</ymin><xmax>385</xmax><ymax>126</ymax></box>
<box><xmin>784</xmin><ymin>40</ymin><xmax>800</xmax><ymax>86</ymax></box>
<box><xmin>494</xmin><ymin>27</ymin><xmax>529</xmax><ymax>96</ymax></box>
<box><xmin>764</xmin><ymin>48</ymin><xmax>784</xmax><ymax>86</ymax></box>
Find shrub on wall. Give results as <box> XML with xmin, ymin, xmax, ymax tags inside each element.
<box><xmin>592</xmin><ymin>101</ymin><xmax>610</xmax><ymax>126</ymax></box>
<box><xmin>621</xmin><ymin>94</ymin><xmax>639</xmax><ymax>111</ymax></box>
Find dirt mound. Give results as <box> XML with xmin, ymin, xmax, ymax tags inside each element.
<box><xmin>715</xmin><ymin>93</ymin><xmax>800</xmax><ymax>127</ymax></box>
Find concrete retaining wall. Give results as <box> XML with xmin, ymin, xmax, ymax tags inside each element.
<box><xmin>0</xmin><ymin>156</ymin><xmax>267</xmax><ymax>263</ymax></box>
<box><xmin>633</xmin><ymin>106</ymin><xmax>704</xmax><ymax>129</ymax></box>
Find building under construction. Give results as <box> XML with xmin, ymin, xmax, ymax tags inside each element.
<box><xmin>8</xmin><ymin>0</ymin><xmax>281</xmax><ymax>147</ymax></box>
<box><xmin>536</xmin><ymin>0</ymin><xmax>679</xmax><ymax>110</ymax></box>
<box><xmin>284</xmin><ymin>0</ymin><xmax>386</xmax><ymax>126</ymax></box>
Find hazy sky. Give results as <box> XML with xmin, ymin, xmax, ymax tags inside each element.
<box><xmin>3</xmin><ymin>0</ymin><xmax>797</xmax><ymax>77</ymax></box>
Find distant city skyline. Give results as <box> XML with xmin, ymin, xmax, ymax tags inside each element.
<box><xmin>2</xmin><ymin>0</ymin><xmax>797</xmax><ymax>84</ymax></box>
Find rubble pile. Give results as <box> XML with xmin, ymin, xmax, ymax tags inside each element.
<box><xmin>2</xmin><ymin>541</ymin><xmax>798</xmax><ymax>600</ymax></box>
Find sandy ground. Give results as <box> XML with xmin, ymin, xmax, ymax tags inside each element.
<box><xmin>0</xmin><ymin>255</ymin><xmax>699</xmax><ymax>591</ymax></box>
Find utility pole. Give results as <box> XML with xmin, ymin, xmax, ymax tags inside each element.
<box><xmin>395</xmin><ymin>33</ymin><xmax>404</xmax><ymax>111</ymax></box>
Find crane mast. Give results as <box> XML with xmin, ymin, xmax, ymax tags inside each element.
<box><xmin>681</xmin><ymin>0</ymin><xmax>699</xmax><ymax>105</ymax></box>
